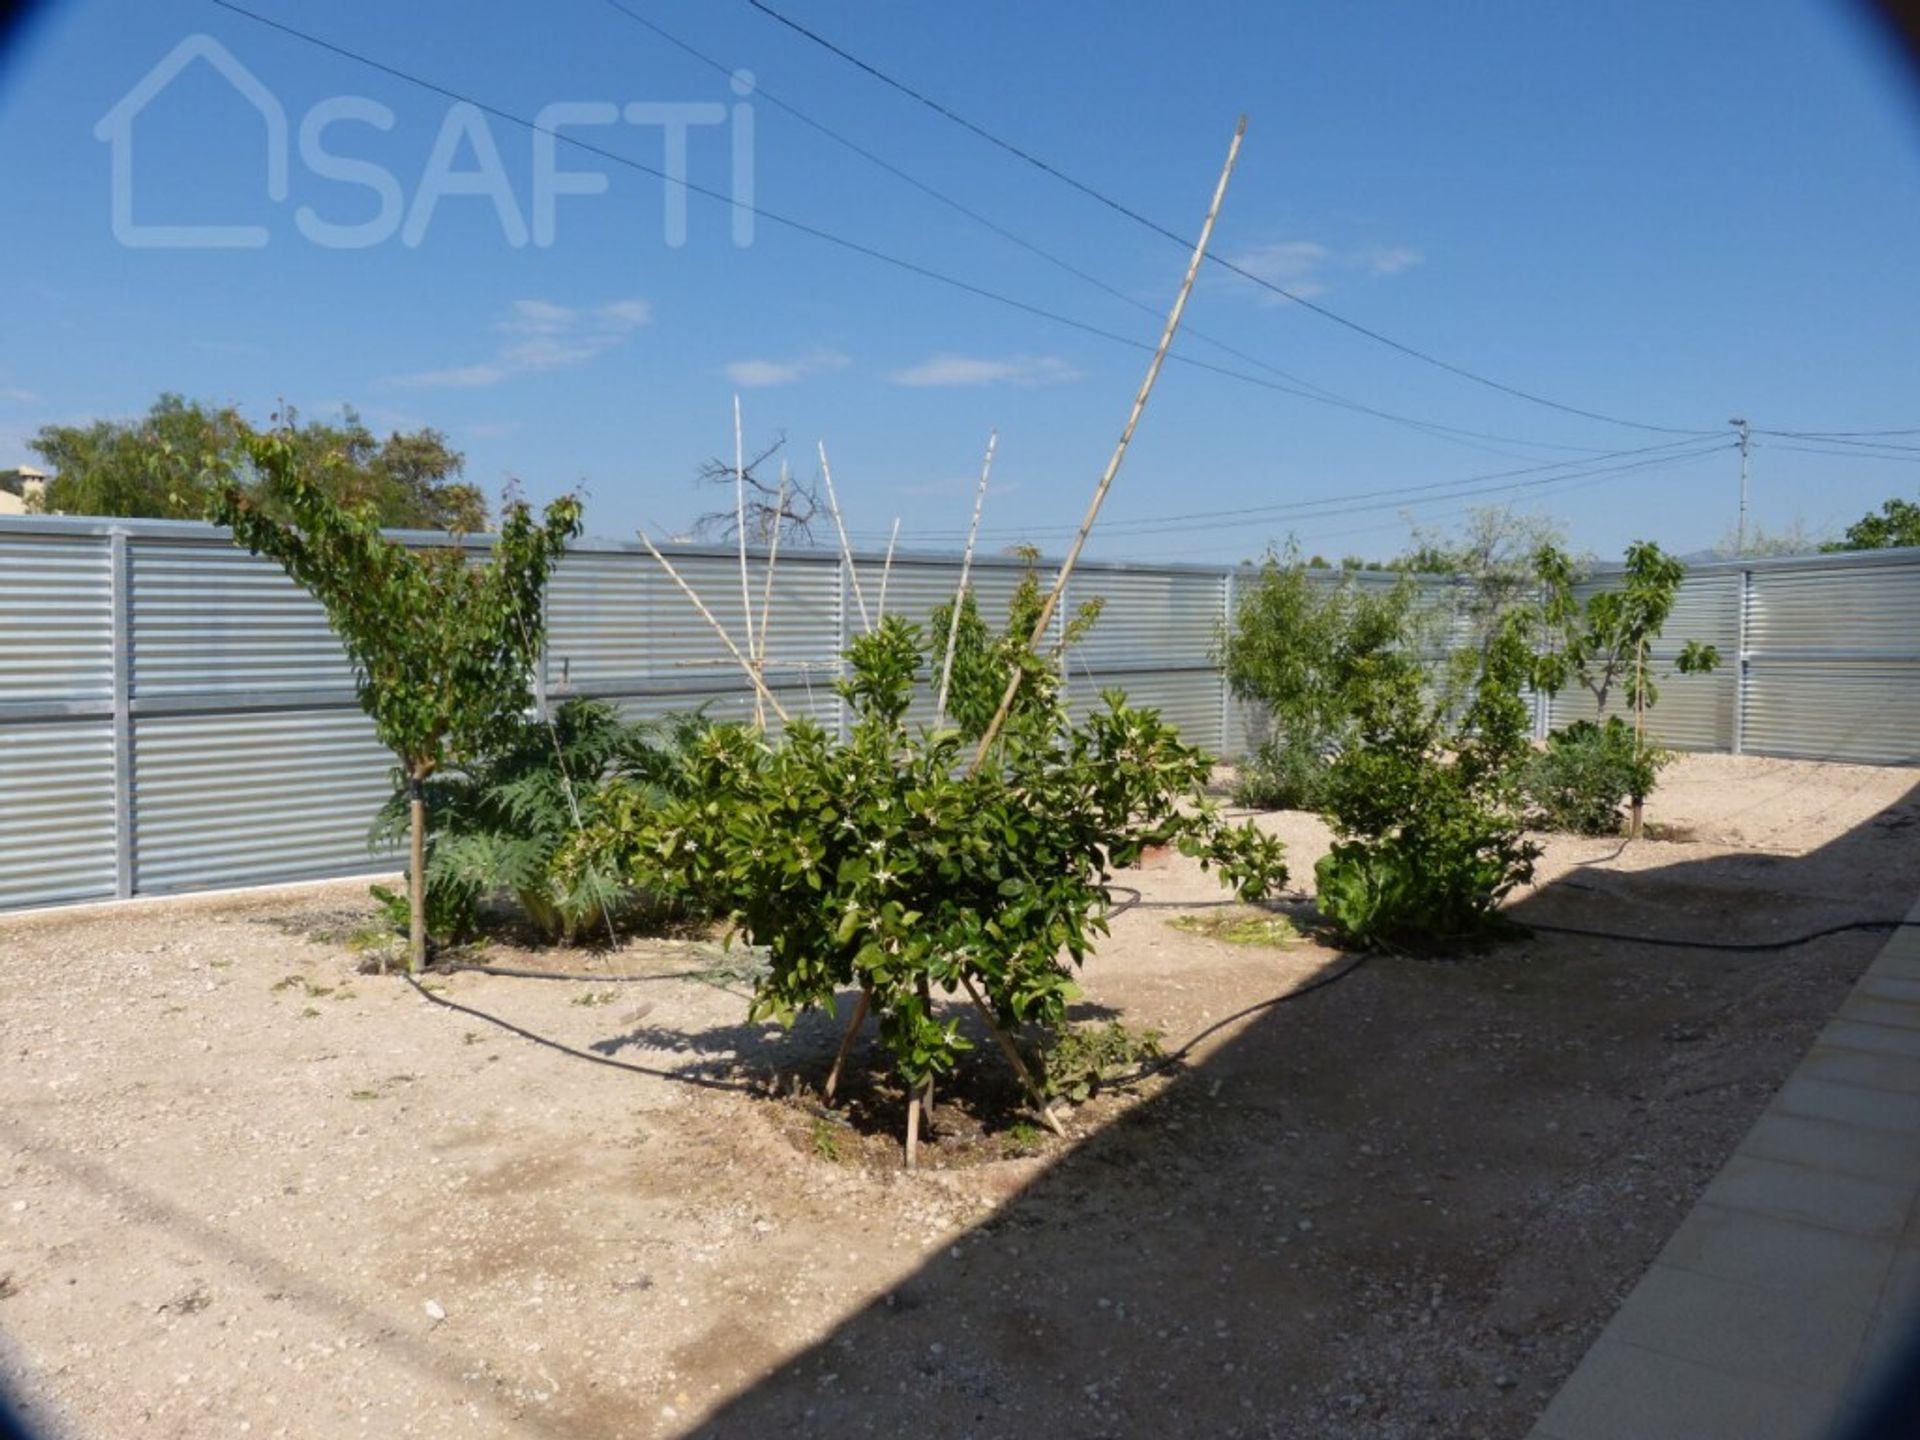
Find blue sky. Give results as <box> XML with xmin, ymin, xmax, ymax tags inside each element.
<box><xmin>1</xmin><ymin>0</ymin><xmax>1917</xmax><ymax>562</ymax></box>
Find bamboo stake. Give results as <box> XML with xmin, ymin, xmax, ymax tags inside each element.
<box><xmin>965</xmin><ymin>117</ymin><xmax>1246</xmax><ymax>778</ymax></box>
<box><xmin>818</xmin><ymin>441</ymin><xmax>870</xmax><ymax>633</ymax></box>
<box><xmin>734</xmin><ymin>396</ymin><xmax>762</xmax><ymax>729</ymax></box>
<box><xmin>877</xmin><ymin>518</ymin><xmax>901</xmax><ymax>622</ymax></box>
<box><xmin>961</xmin><ymin>973</ymin><xmax>1066</xmax><ymax>1137</ymax></box>
<box><xmin>823</xmin><ymin>988</ymin><xmax>870</xmax><ymax>1104</ymax></box>
<box><xmin>638</xmin><ymin>529</ymin><xmax>792</xmax><ymax>723</ymax></box>
<box><xmin>936</xmin><ymin>430</ymin><xmax>997</xmax><ymax>723</ymax></box>
<box><xmin>755</xmin><ymin>468</ymin><xmax>789</xmax><ymax>723</ymax></box>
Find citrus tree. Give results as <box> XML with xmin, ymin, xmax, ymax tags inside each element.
<box><xmin>575</xmin><ymin>609</ymin><xmax>1286</xmax><ymax>1155</ymax></box>
<box><xmin>211</xmin><ymin>432</ymin><xmax>582</xmax><ymax>970</ymax></box>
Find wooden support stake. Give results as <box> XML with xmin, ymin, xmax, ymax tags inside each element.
<box><xmin>824</xmin><ymin>988</ymin><xmax>871</xmax><ymax>1105</ymax></box>
<box><xmin>966</xmin><ymin>117</ymin><xmax>1246</xmax><ymax>778</ymax></box>
<box><xmin>755</xmin><ymin>468</ymin><xmax>789</xmax><ymax>725</ymax></box>
<box><xmin>734</xmin><ymin>395</ymin><xmax>760</xmax><ymax>728</ymax></box>
<box><xmin>961</xmin><ymin>973</ymin><xmax>1065</xmax><ymax>1137</ymax></box>
<box><xmin>877</xmin><ymin>517</ymin><xmax>901</xmax><ymax>623</ymax></box>
<box><xmin>905</xmin><ymin>1090</ymin><xmax>922</xmax><ymax>1170</ymax></box>
<box><xmin>818</xmin><ymin>441</ymin><xmax>870</xmax><ymax>633</ymax></box>
<box><xmin>638</xmin><ymin>529</ymin><xmax>792</xmax><ymax>723</ymax></box>
<box><xmin>935</xmin><ymin>430</ymin><xmax>996</xmax><ymax>723</ymax></box>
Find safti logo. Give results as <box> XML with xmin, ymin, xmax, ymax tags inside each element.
<box><xmin>96</xmin><ymin>34</ymin><xmax>757</xmax><ymax>250</ymax></box>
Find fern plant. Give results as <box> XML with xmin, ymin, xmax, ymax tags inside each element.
<box><xmin>371</xmin><ymin>699</ymin><xmax>706</xmax><ymax>945</ymax></box>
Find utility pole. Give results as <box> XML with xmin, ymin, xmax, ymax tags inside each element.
<box><xmin>1730</xmin><ymin>416</ymin><xmax>1752</xmax><ymax>554</ymax></box>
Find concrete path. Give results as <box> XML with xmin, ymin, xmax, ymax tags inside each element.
<box><xmin>1531</xmin><ymin>894</ymin><xmax>1920</xmax><ymax>1440</ymax></box>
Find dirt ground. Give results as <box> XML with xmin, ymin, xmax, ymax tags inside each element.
<box><xmin>3</xmin><ymin>753</ymin><xmax>1918</xmax><ymax>1440</ymax></box>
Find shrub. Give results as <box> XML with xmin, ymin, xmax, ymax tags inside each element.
<box><xmin>1523</xmin><ymin>718</ymin><xmax>1671</xmax><ymax>835</ymax></box>
<box><xmin>1232</xmin><ymin>733</ymin><xmax>1334</xmax><ymax>811</ymax></box>
<box><xmin>572</xmin><ymin>605</ymin><xmax>1286</xmax><ymax>1122</ymax></box>
<box><xmin>1313</xmin><ymin>613</ymin><xmax>1539</xmax><ymax>950</ymax></box>
<box><xmin>371</xmin><ymin>699</ymin><xmax>707</xmax><ymax>944</ymax></box>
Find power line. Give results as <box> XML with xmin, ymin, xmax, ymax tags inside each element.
<box><xmin>1768</xmin><ymin>442</ymin><xmax>1920</xmax><ymax>465</ymax></box>
<box><xmin>589</xmin><ymin>0</ymin><xmax>1615</xmax><ymax>461</ymax></box>
<box><xmin>742</xmin><ymin>0</ymin><xmax>1723</xmax><ymax>438</ymax></box>
<box><xmin>206</xmin><ymin>1</ymin><xmax>1636</xmax><ymax>461</ymax></box>
<box><xmin>847</xmin><ymin>438</ymin><xmax>1731</xmax><ymax>544</ymax></box>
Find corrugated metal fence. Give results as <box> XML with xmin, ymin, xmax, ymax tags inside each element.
<box><xmin>2</xmin><ymin>515</ymin><xmax>1916</xmax><ymax>913</ymax></box>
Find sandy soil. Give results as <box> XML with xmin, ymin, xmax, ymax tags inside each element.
<box><xmin>2</xmin><ymin>753</ymin><xmax>1918</xmax><ymax>1440</ymax></box>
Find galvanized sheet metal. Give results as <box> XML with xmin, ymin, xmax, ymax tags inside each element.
<box><xmin>0</xmin><ymin>719</ymin><xmax>117</xmax><ymax>908</ymax></box>
<box><xmin>0</xmin><ymin>532</ymin><xmax>113</xmax><ymax>706</ymax></box>
<box><xmin>1061</xmin><ymin>569</ymin><xmax>1224</xmax><ymax>668</ymax></box>
<box><xmin>131</xmin><ymin>709</ymin><xmax>396</xmax><ymax>893</ymax></box>
<box><xmin>1067</xmin><ymin>669</ymin><xmax>1226</xmax><ymax>754</ymax></box>
<box><xmin>129</xmin><ymin>540</ymin><xmax>356</xmax><ymax>698</ymax></box>
<box><xmin>547</xmin><ymin>550</ymin><xmax>841</xmax><ymax>692</ymax></box>
<box><xmin>1743</xmin><ymin>661</ymin><xmax>1920</xmax><ymax>765</ymax></box>
<box><xmin>1741</xmin><ymin>546</ymin><xmax>1920</xmax><ymax>763</ymax></box>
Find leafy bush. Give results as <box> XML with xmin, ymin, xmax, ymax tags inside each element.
<box><xmin>1220</xmin><ymin>549</ymin><xmax>1419</xmax><ymax>811</ymax></box>
<box><xmin>1523</xmin><ymin>718</ymin><xmax>1671</xmax><ymax>835</ymax></box>
<box><xmin>372</xmin><ymin>699</ymin><xmax>707</xmax><ymax>944</ymax></box>
<box><xmin>1312</xmin><ymin>613</ymin><xmax>1540</xmax><ymax>950</ymax></box>
<box><xmin>573</xmin><ymin>603</ymin><xmax>1286</xmax><ymax>1110</ymax></box>
<box><xmin>1231</xmin><ymin>733</ymin><xmax>1334</xmax><ymax>811</ymax></box>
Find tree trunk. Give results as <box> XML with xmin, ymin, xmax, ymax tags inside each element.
<box><xmin>408</xmin><ymin>773</ymin><xmax>428</xmax><ymax>975</ymax></box>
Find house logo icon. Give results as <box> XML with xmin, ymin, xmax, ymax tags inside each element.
<box><xmin>95</xmin><ymin>34</ymin><xmax>287</xmax><ymax>249</ymax></box>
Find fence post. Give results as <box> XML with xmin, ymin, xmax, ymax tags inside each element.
<box><xmin>1732</xmin><ymin>564</ymin><xmax>1752</xmax><ymax>755</ymax></box>
<box><xmin>1219</xmin><ymin>567</ymin><xmax>1235</xmax><ymax>755</ymax></box>
<box><xmin>109</xmin><ymin>528</ymin><xmax>133</xmax><ymax>900</ymax></box>
<box><xmin>835</xmin><ymin>554</ymin><xmax>850</xmax><ymax>742</ymax></box>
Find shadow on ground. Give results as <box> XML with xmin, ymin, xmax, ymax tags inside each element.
<box><xmin>689</xmin><ymin>774</ymin><xmax>1920</xmax><ymax>1440</ymax></box>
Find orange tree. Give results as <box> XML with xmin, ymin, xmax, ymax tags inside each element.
<box><xmin>211</xmin><ymin>432</ymin><xmax>581</xmax><ymax>971</ymax></box>
<box><xmin>574</xmin><ymin>609</ymin><xmax>1286</xmax><ymax>1144</ymax></box>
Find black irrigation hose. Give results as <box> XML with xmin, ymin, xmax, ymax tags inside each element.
<box><xmin>406</xmin><ymin>891</ymin><xmax>1918</xmax><ymax>1099</ymax></box>
<box><xmin>402</xmin><ymin>972</ymin><xmax>755</xmax><ymax>1094</ymax></box>
<box><xmin>439</xmin><ymin>960</ymin><xmax>750</xmax><ymax>984</ymax></box>
<box><xmin>1526</xmin><ymin>918</ymin><xmax>1920</xmax><ymax>952</ymax></box>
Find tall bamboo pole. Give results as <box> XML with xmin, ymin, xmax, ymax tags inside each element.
<box><xmin>818</xmin><ymin>441</ymin><xmax>870</xmax><ymax>633</ymax></box>
<box><xmin>638</xmin><ymin>529</ymin><xmax>792</xmax><ymax>723</ymax></box>
<box><xmin>734</xmin><ymin>396</ymin><xmax>762</xmax><ymax>729</ymax></box>
<box><xmin>936</xmin><ymin>430</ymin><xmax>997</xmax><ymax>723</ymax></box>
<box><xmin>877</xmin><ymin>518</ymin><xmax>901</xmax><ymax>623</ymax></box>
<box><xmin>965</xmin><ymin>117</ymin><xmax>1246</xmax><ymax>777</ymax></box>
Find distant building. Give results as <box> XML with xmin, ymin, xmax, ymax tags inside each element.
<box><xmin>0</xmin><ymin>465</ymin><xmax>49</xmax><ymax>516</ymax></box>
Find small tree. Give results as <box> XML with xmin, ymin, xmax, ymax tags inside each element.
<box><xmin>1219</xmin><ymin>546</ymin><xmax>1420</xmax><ymax>809</ymax></box>
<box><xmin>1531</xmin><ymin>540</ymin><xmax>1720</xmax><ymax>836</ymax></box>
<box><xmin>211</xmin><ymin>432</ymin><xmax>582</xmax><ymax>970</ymax></box>
<box><xmin>1825</xmin><ymin>497</ymin><xmax>1920</xmax><ymax>552</ymax></box>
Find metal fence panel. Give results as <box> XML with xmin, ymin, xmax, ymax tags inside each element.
<box><xmin>0</xmin><ymin>719</ymin><xmax>117</xmax><ymax>908</ymax></box>
<box><xmin>128</xmin><ymin>538</ymin><xmax>355</xmax><ymax>699</ymax></box>
<box><xmin>0</xmin><ymin>531</ymin><xmax>113</xmax><ymax>707</ymax></box>
<box><xmin>1067</xmin><ymin>669</ymin><xmax>1227</xmax><ymax>754</ymax></box>
<box><xmin>2</xmin><ymin>514</ymin><xmax>1916</xmax><ymax>913</ymax></box>
<box><xmin>130</xmin><ymin>708</ymin><xmax>396</xmax><ymax>893</ymax></box>
<box><xmin>1744</xmin><ymin>558</ymin><xmax>1920</xmax><ymax>764</ymax></box>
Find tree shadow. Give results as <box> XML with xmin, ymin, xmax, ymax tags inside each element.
<box><xmin>688</xmin><ymin>773</ymin><xmax>1920</xmax><ymax>1438</ymax></box>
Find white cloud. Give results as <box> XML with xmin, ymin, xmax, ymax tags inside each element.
<box><xmin>1361</xmin><ymin>244</ymin><xmax>1423</xmax><ymax>276</ymax></box>
<box><xmin>1220</xmin><ymin>239</ymin><xmax>1422</xmax><ymax>304</ymax></box>
<box><xmin>724</xmin><ymin>349</ymin><xmax>850</xmax><ymax>388</ymax></box>
<box><xmin>887</xmin><ymin>353</ymin><xmax>1080</xmax><ymax>388</ymax></box>
<box><xmin>389</xmin><ymin>298</ymin><xmax>652</xmax><ymax>388</ymax></box>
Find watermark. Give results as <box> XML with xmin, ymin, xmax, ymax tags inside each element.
<box><xmin>95</xmin><ymin>34</ymin><xmax>755</xmax><ymax>250</ymax></box>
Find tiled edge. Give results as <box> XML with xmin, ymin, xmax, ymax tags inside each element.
<box><xmin>1527</xmin><ymin>891</ymin><xmax>1920</xmax><ymax>1440</ymax></box>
